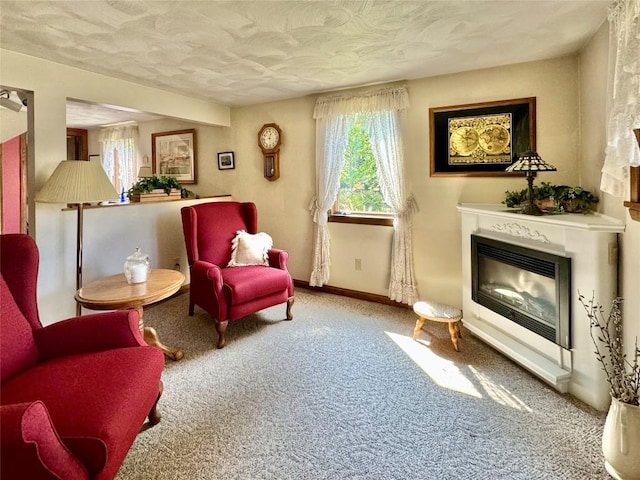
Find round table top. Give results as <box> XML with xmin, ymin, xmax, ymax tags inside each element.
<box><xmin>75</xmin><ymin>269</ymin><xmax>185</xmax><ymax>311</ymax></box>
<box><xmin>413</xmin><ymin>300</ymin><xmax>462</xmax><ymax>322</ymax></box>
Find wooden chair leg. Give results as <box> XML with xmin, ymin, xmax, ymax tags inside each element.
<box><xmin>215</xmin><ymin>320</ymin><xmax>228</xmax><ymax>349</ymax></box>
<box><xmin>148</xmin><ymin>380</ymin><xmax>163</xmax><ymax>426</ymax></box>
<box><xmin>413</xmin><ymin>317</ymin><xmax>426</xmax><ymax>340</ymax></box>
<box><xmin>188</xmin><ymin>302</ymin><xmax>194</xmax><ymax>316</ymax></box>
<box><xmin>286</xmin><ymin>296</ymin><xmax>295</xmax><ymax>320</ymax></box>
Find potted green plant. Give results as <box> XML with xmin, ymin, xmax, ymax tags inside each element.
<box><xmin>503</xmin><ymin>184</ymin><xmax>598</xmax><ymax>214</ymax></box>
<box><xmin>503</xmin><ymin>183</ymin><xmax>556</xmax><ymax>211</ymax></box>
<box><xmin>580</xmin><ymin>295</ymin><xmax>640</xmax><ymax>480</ymax></box>
<box><xmin>532</xmin><ymin>182</ymin><xmax>556</xmax><ymax>210</ymax></box>
<box><xmin>503</xmin><ymin>188</ymin><xmax>527</xmax><ymax>208</ymax></box>
<box><xmin>127</xmin><ymin>176</ymin><xmax>197</xmax><ymax>202</ymax></box>
<box><xmin>554</xmin><ymin>185</ymin><xmax>599</xmax><ymax>213</ymax></box>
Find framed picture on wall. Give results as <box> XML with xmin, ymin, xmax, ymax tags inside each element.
<box><xmin>218</xmin><ymin>151</ymin><xmax>235</xmax><ymax>170</ymax></box>
<box><xmin>152</xmin><ymin>129</ymin><xmax>197</xmax><ymax>183</ymax></box>
<box><xmin>429</xmin><ymin>97</ymin><xmax>536</xmax><ymax>177</ymax></box>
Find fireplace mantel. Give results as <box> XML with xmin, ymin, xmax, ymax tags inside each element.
<box><xmin>457</xmin><ymin>204</ymin><xmax>625</xmax><ymax>410</ymax></box>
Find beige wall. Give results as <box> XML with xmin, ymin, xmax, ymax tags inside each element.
<box><xmin>3</xmin><ymin>42</ymin><xmax>636</xmax><ymax>339</ymax></box>
<box><xmin>579</xmin><ymin>23</ymin><xmax>640</xmax><ymax>360</ymax></box>
<box><xmin>0</xmin><ymin>49</ymin><xmax>231</xmax><ymax>322</ymax></box>
<box><xmin>232</xmin><ymin>55</ymin><xmax>582</xmax><ymax>307</ymax></box>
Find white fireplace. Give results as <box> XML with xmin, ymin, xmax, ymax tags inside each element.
<box><xmin>457</xmin><ymin>204</ymin><xmax>625</xmax><ymax>411</ymax></box>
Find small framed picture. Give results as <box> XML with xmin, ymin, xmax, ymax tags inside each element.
<box><xmin>218</xmin><ymin>151</ymin><xmax>235</xmax><ymax>170</ymax></box>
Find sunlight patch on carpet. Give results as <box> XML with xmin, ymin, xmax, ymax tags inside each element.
<box><xmin>468</xmin><ymin>365</ymin><xmax>533</xmax><ymax>411</ymax></box>
<box><xmin>386</xmin><ymin>331</ymin><xmax>482</xmax><ymax>398</ymax></box>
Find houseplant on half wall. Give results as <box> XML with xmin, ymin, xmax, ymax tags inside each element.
<box><xmin>580</xmin><ymin>295</ymin><xmax>640</xmax><ymax>480</ymax></box>
<box><xmin>127</xmin><ymin>176</ymin><xmax>197</xmax><ymax>202</ymax></box>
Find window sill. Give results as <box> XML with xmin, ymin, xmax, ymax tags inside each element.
<box><xmin>328</xmin><ymin>213</ymin><xmax>393</xmax><ymax>226</ymax></box>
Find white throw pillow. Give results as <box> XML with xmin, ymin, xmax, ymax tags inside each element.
<box><xmin>228</xmin><ymin>230</ymin><xmax>273</xmax><ymax>267</ymax></box>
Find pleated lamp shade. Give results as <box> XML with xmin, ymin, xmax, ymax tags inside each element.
<box><xmin>137</xmin><ymin>166</ymin><xmax>153</xmax><ymax>178</ymax></box>
<box><xmin>36</xmin><ymin>160</ymin><xmax>119</xmax><ymax>204</ymax></box>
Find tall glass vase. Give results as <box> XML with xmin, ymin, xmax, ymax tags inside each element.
<box><xmin>602</xmin><ymin>396</ymin><xmax>640</xmax><ymax>480</ymax></box>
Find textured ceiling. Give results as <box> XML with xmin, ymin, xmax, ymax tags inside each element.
<box><xmin>1</xmin><ymin>0</ymin><xmax>610</xmax><ymax>122</ymax></box>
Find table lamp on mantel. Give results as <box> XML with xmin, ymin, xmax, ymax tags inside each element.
<box><xmin>36</xmin><ymin>160</ymin><xmax>119</xmax><ymax>315</ymax></box>
<box><xmin>505</xmin><ymin>151</ymin><xmax>557</xmax><ymax>215</ymax></box>
<box><xmin>137</xmin><ymin>165</ymin><xmax>153</xmax><ymax>178</ymax></box>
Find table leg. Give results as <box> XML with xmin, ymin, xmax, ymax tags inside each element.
<box><xmin>136</xmin><ymin>307</ymin><xmax>184</xmax><ymax>361</ymax></box>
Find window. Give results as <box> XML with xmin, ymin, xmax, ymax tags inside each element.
<box><xmin>98</xmin><ymin>125</ymin><xmax>139</xmax><ymax>195</ymax></box>
<box><xmin>336</xmin><ymin>117</ymin><xmax>392</xmax><ymax>216</ymax></box>
<box><xmin>310</xmin><ymin>86</ymin><xmax>418</xmax><ymax>304</ymax></box>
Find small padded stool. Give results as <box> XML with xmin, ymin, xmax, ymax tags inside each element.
<box><xmin>412</xmin><ymin>301</ymin><xmax>463</xmax><ymax>351</ymax></box>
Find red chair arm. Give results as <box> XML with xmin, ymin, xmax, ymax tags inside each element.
<box><xmin>1</xmin><ymin>402</ymin><xmax>89</xmax><ymax>480</ymax></box>
<box><xmin>191</xmin><ymin>260</ymin><xmax>224</xmax><ymax>291</ymax></box>
<box><xmin>267</xmin><ymin>248</ymin><xmax>289</xmax><ymax>271</ymax></box>
<box><xmin>34</xmin><ymin>310</ymin><xmax>145</xmax><ymax>361</ymax></box>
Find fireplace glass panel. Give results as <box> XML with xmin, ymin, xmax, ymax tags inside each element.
<box><xmin>471</xmin><ymin>235</ymin><xmax>571</xmax><ymax>349</ymax></box>
<box><xmin>478</xmin><ymin>256</ymin><xmax>556</xmax><ymax>328</ymax></box>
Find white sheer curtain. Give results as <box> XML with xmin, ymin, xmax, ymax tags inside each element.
<box><xmin>309</xmin><ymin>113</ymin><xmax>354</xmax><ymax>286</ymax></box>
<box><xmin>365</xmin><ymin>109</ymin><xmax>418</xmax><ymax>304</ymax></box>
<box><xmin>98</xmin><ymin>125</ymin><xmax>139</xmax><ymax>195</ymax></box>
<box><xmin>310</xmin><ymin>86</ymin><xmax>418</xmax><ymax>304</ymax></box>
<box><xmin>600</xmin><ymin>0</ymin><xmax>640</xmax><ymax>197</ymax></box>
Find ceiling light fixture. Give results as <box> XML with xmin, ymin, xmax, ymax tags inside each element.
<box><xmin>0</xmin><ymin>90</ymin><xmax>23</xmax><ymax>112</ymax></box>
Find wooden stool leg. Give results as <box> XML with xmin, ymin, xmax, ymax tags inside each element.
<box><xmin>413</xmin><ymin>317</ymin><xmax>426</xmax><ymax>340</ymax></box>
<box><xmin>448</xmin><ymin>322</ymin><xmax>460</xmax><ymax>352</ymax></box>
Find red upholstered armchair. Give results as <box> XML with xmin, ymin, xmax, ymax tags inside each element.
<box><xmin>181</xmin><ymin>201</ymin><xmax>294</xmax><ymax>348</ymax></box>
<box><xmin>0</xmin><ymin>234</ymin><xmax>164</xmax><ymax>480</ymax></box>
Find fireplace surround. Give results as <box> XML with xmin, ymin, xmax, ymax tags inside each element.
<box><xmin>458</xmin><ymin>204</ymin><xmax>625</xmax><ymax>410</ymax></box>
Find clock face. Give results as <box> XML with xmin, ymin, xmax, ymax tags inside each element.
<box><xmin>259</xmin><ymin>126</ymin><xmax>280</xmax><ymax>150</ymax></box>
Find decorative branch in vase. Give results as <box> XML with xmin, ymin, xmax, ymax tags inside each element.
<box><xmin>580</xmin><ymin>295</ymin><xmax>640</xmax><ymax>480</ymax></box>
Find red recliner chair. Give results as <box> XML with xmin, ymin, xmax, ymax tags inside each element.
<box><xmin>181</xmin><ymin>201</ymin><xmax>294</xmax><ymax>348</ymax></box>
<box><xmin>0</xmin><ymin>233</ymin><xmax>164</xmax><ymax>480</ymax></box>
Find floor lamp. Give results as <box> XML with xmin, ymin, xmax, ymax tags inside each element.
<box><xmin>36</xmin><ymin>160</ymin><xmax>119</xmax><ymax>315</ymax></box>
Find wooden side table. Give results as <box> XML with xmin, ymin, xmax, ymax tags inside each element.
<box><xmin>75</xmin><ymin>269</ymin><xmax>185</xmax><ymax>361</ymax></box>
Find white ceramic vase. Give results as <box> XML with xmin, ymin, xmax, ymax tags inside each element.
<box><xmin>602</xmin><ymin>396</ymin><xmax>640</xmax><ymax>480</ymax></box>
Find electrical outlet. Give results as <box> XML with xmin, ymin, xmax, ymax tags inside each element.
<box><xmin>355</xmin><ymin>258</ymin><xmax>362</xmax><ymax>271</ymax></box>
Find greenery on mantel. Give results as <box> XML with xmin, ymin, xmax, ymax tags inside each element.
<box><xmin>127</xmin><ymin>176</ymin><xmax>198</xmax><ymax>201</ymax></box>
<box><xmin>503</xmin><ymin>182</ymin><xmax>599</xmax><ymax>213</ymax></box>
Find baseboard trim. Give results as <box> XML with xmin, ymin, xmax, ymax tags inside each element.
<box><xmin>292</xmin><ymin>279</ymin><xmax>410</xmax><ymax>310</ymax></box>
<box><xmin>170</xmin><ymin>280</ymin><xmax>410</xmax><ymax>310</ymax></box>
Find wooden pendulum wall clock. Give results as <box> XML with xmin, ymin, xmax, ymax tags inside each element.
<box><xmin>258</xmin><ymin>123</ymin><xmax>282</xmax><ymax>181</ymax></box>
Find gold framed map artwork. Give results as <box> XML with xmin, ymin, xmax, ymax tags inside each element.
<box><xmin>429</xmin><ymin>98</ymin><xmax>536</xmax><ymax>177</ymax></box>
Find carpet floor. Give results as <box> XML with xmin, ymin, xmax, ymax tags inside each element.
<box><xmin>117</xmin><ymin>289</ymin><xmax>608</xmax><ymax>480</ymax></box>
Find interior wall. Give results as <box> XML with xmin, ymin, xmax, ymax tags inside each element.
<box><xmin>0</xmin><ymin>107</ymin><xmax>27</xmax><ymax>143</ymax></box>
<box><xmin>3</xmin><ymin>46</ymin><xmax>628</xmax><ymax>330</ymax></box>
<box><xmin>579</xmin><ymin>22</ymin><xmax>640</xmax><ymax>360</ymax></box>
<box><xmin>1</xmin><ymin>135</ymin><xmax>21</xmax><ymax>233</ymax></box>
<box><xmin>231</xmin><ymin>55</ymin><xmax>582</xmax><ymax>306</ymax></box>
<box><xmin>88</xmin><ymin>118</ymin><xmax>234</xmax><ymax>198</ymax></box>
<box><xmin>0</xmin><ymin>49</ymin><xmax>231</xmax><ymax>322</ymax></box>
